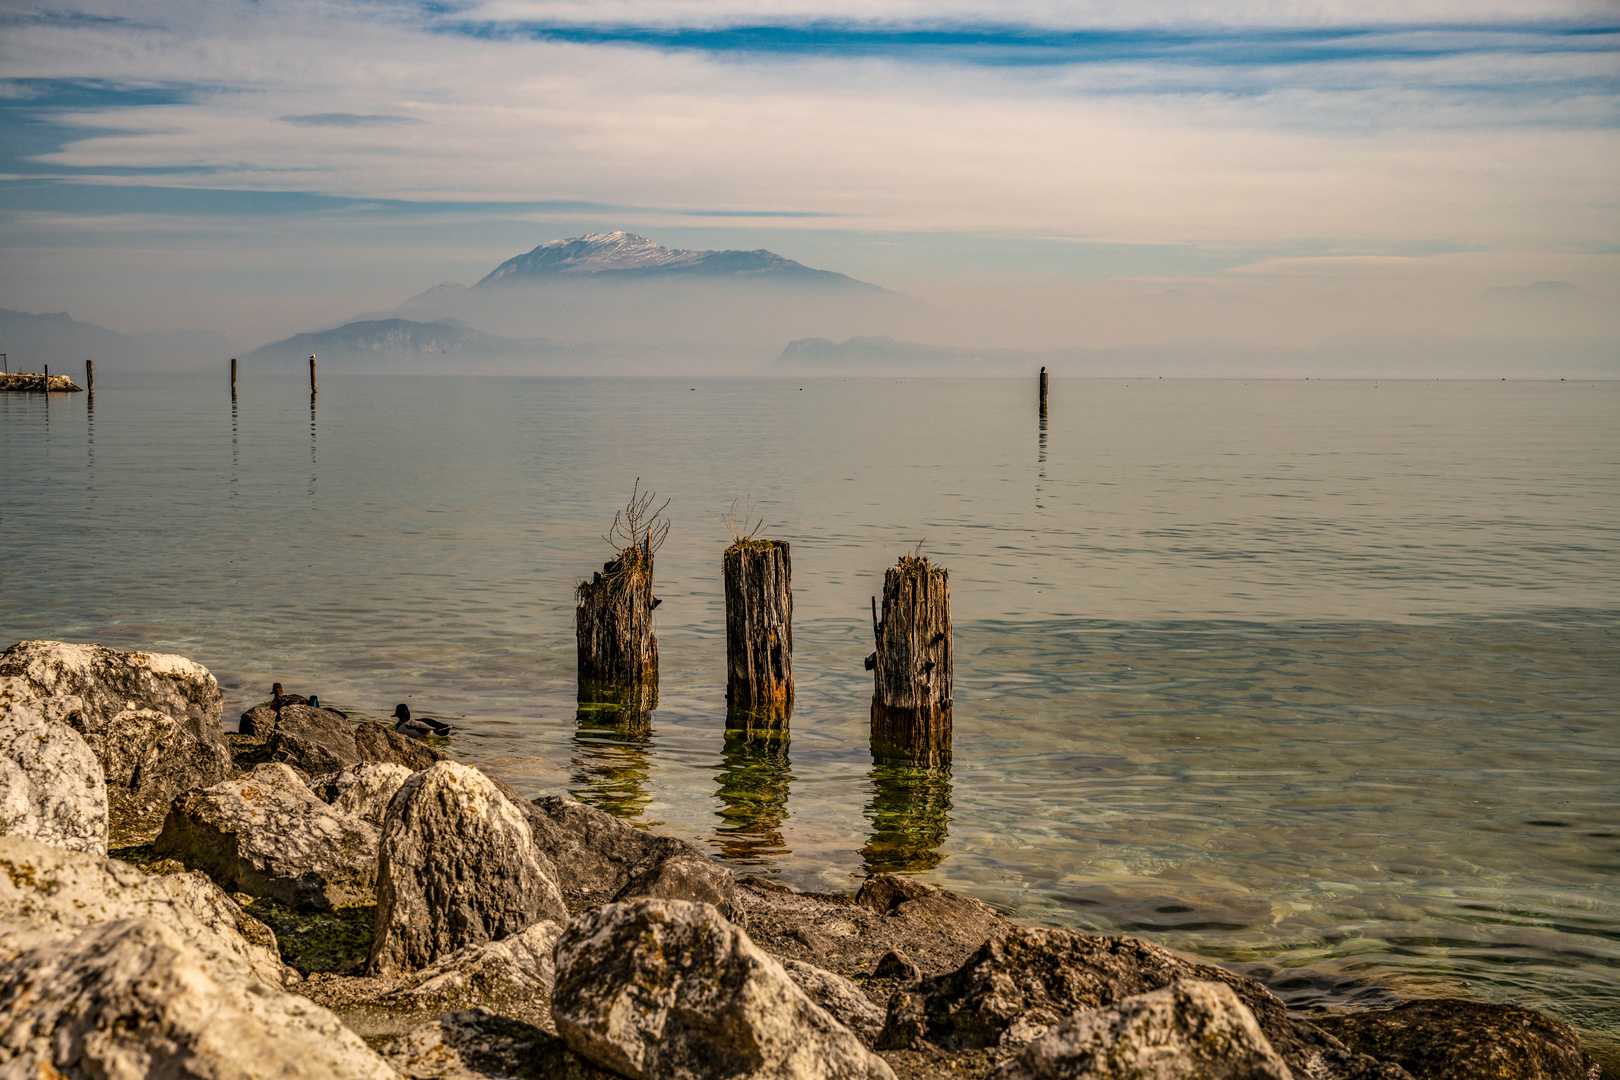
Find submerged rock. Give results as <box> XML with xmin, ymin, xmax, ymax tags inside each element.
<box><xmin>0</xmin><ymin>916</ymin><xmax>396</xmax><ymax>1080</ymax></box>
<box><xmin>1315</xmin><ymin>999</ymin><xmax>1601</xmax><ymax>1080</ymax></box>
<box><xmin>356</xmin><ymin>719</ymin><xmax>450</xmax><ymax>771</ymax></box>
<box><xmin>0</xmin><ymin>689</ymin><xmax>108</xmax><ymax>855</ymax></box>
<box><xmin>552</xmin><ymin>897</ymin><xmax>895</xmax><ymax>1080</ymax></box>
<box><xmin>314</xmin><ymin>761</ymin><xmax>414</xmax><ymax>828</ymax></box>
<box><xmin>153</xmin><ymin>762</ymin><xmax>380</xmax><ymax>911</ymax></box>
<box><xmin>990</xmin><ymin>979</ymin><xmax>1293</xmax><ymax>1080</ymax></box>
<box><xmin>524</xmin><ymin>794</ymin><xmax>743</xmax><ymax>920</ymax></box>
<box><xmin>380</xmin><ymin>1008</ymin><xmax>618</xmax><ymax>1080</ymax></box>
<box><xmin>0</xmin><ymin>833</ymin><xmax>285</xmax><ymax>987</ymax></box>
<box><xmin>371</xmin><ymin>762</ymin><xmax>567</xmax><ymax>975</ymax></box>
<box><xmin>0</xmin><ymin>640</ymin><xmax>232</xmax><ymax>844</ymax></box>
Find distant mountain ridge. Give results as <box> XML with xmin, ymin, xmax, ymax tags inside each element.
<box><xmin>472</xmin><ymin>231</ymin><xmax>886</xmax><ymax>291</ymax></box>
<box><xmin>0</xmin><ymin>308</ymin><xmax>231</xmax><ymax>373</ymax></box>
<box><xmin>244</xmin><ymin>317</ymin><xmax>595</xmax><ymax>369</ymax></box>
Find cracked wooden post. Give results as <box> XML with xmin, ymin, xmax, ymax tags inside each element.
<box><xmin>723</xmin><ymin>539</ymin><xmax>792</xmax><ymax>722</ymax></box>
<box><xmin>576</xmin><ymin>482</ymin><xmax>667</xmax><ymax>707</ymax></box>
<box><xmin>866</xmin><ymin>554</ymin><xmax>952</xmax><ymax>764</ymax></box>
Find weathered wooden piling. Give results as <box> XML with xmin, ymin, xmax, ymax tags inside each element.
<box><xmin>723</xmin><ymin>539</ymin><xmax>793</xmax><ymax>714</ymax></box>
<box><xmin>309</xmin><ymin>354</ymin><xmax>317</xmax><ymax>396</ymax></box>
<box><xmin>230</xmin><ymin>358</ymin><xmax>237</xmax><ymax>397</ymax></box>
<box><xmin>576</xmin><ymin>482</ymin><xmax>668</xmax><ymax>693</ymax></box>
<box><xmin>85</xmin><ymin>359</ymin><xmax>93</xmax><ymax>394</ymax></box>
<box><xmin>1039</xmin><ymin>366</ymin><xmax>1049</xmax><ymax>415</ymax></box>
<box><xmin>866</xmin><ymin>554</ymin><xmax>953</xmax><ymax>761</ymax></box>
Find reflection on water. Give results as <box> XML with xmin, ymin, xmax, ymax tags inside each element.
<box><xmin>570</xmin><ymin>680</ymin><xmax>656</xmax><ymax>821</ymax></box>
<box><xmin>714</xmin><ymin>711</ymin><xmax>793</xmax><ymax>865</ymax></box>
<box><xmin>861</xmin><ymin>753</ymin><xmax>953</xmax><ymax>874</ymax></box>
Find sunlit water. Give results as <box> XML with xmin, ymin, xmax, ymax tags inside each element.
<box><xmin>4</xmin><ymin>375</ymin><xmax>1618</xmax><ymax>1064</ymax></box>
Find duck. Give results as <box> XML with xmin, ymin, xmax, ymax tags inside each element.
<box><xmin>307</xmin><ymin>695</ymin><xmax>347</xmax><ymax>719</ymax></box>
<box><xmin>393</xmin><ymin>704</ymin><xmax>451</xmax><ymax>740</ymax></box>
<box><xmin>270</xmin><ymin>682</ymin><xmax>309</xmax><ymax>709</ymax></box>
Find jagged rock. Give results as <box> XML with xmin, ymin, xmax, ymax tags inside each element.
<box><xmin>371</xmin><ymin>762</ymin><xmax>567</xmax><ymax>975</ymax></box>
<box><xmin>153</xmin><ymin>762</ymin><xmax>379</xmax><ymax>911</ymax></box>
<box><xmin>0</xmin><ymin>916</ymin><xmax>397</xmax><ymax>1079</ymax></box>
<box><xmin>552</xmin><ymin>898</ymin><xmax>895</xmax><ymax>1080</ymax></box>
<box><xmin>876</xmin><ymin>926</ymin><xmax>1408</xmax><ymax>1079</ymax></box>
<box><xmin>0</xmin><ymin>640</ymin><xmax>232</xmax><ymax>844</ymax></box>
<box><xmin>381</xmin><ymin>918</ymin><xmax>564</xmax><ymax>1028</ymax></box>
<box><xmin>314</xmin><ymin>762</ymin><xmax>414</xmax><ymax>827</ymax></box>
<box><xmin>1315</xmin><ymin>999</ymin><xmax>1601</xmax><ymax>1080</ymax></box>
<box><xmin>872</xmin><ymin>949</ymin><xmax>921</xmax><ymax>983</ymax></box>
<box><xmin>781</xmin><ymin>957</ymin><xmax>888</xmax><ymax>1045</ymax></box>
<box><xmin>380</xmin><ymin>1008</ymin><xmax>618</xmax><ymax>1080</ymax></box>
<box><xmin>265</xmin><ymin>703</ymin><xmax>363</xmax><ymax>775</ymax></box>
<box><xmin>523</xmin><ymin>795</ymin><xmax>743</xmax><ymax>921</ymax></box>
<box><xmin>0</xmin><ymin>833</ymin><xmax>284</xmax><ymax>987</ymax></box>
<box><xmin>240</xmin><ymin>704</ymin><xmax>276</xmax><ymax>736</ymax></box>
<box><xmin>356</xmin><ymin>719</ymin><xmax>450</xmax><ymax>770</ymax></box>
<box><xmin>990</xmin><ymin>979</ymin><xmax>1293</xmax><ymax>1080</ymax></box>
<box><xmin>0</xmin><ymin>690</ymin><xmax>108</xmax><ymax>854</ymax></box>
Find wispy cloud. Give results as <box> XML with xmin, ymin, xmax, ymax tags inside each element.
<box><xmin>281</xmin><ymin>112</ymin><xmax>423</xmax><ymax>127</ymax></box>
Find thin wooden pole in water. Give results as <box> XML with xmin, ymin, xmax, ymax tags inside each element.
<box><xmin>723</xmin><ymin>539</ymin><xmax>793</xmax><ymax>720</ymax></box>
<box><xmin>85</xmin><ymin>359</ymin><xmax>93</xmax><ymax>394</ymax></box>
<box><xmin>230</xmin><ymin>358</ymin><xmax>237</xmax><ymax>398</ymax></box>
<box><xmin>1039</xmin><ymin>366</ymin><xmax>1049</xmax><ymax>415</ymax></box>
<box><xmin>309</xmin><ymin>354</ymin><xmax>317</xmax><ymax>397</ymax></box>
<box><xmin>867</xmin><ymin>554</ymin><xmax>953</xmax><ymax>765</ymax></box>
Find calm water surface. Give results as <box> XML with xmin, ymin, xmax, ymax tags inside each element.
<box><xmin>4</xmin><ymin>375</ymin><xmax>1618</xmax><ymax>1064</ymax></box>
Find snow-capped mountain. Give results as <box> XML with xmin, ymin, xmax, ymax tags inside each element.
<box><xmin>472</xmin><ymin>231</ymin><xmax>881</xmax><ymax>289</ymax></box>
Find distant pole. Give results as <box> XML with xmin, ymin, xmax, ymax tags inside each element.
<box><xmin>1039</xmin><ymin>366</ymin><xmax>1049</xmax><ymax>415</ymax></box>
<box><xmin>230</xmin><ymin>358</ymin><xmax>237</xmax><ymax>398</ymax></box>
<box><xmin>1</xmin><ymin>354</ymin><xmax>7</xmax><ymax>373</ymax></box>
<box><xmin>85</xmin><ymin>359</ymin><xmax>93</xmax><ymax>394</ymax></box>
<box><xmin>44</xmin><ymin>364</ymin><xmax>49</xmax><ymax>379</ymax></box>
<box><xmin>309</xmin><ymin>354</ymin><xmax>317</xmax><ymax>397</ymax></box>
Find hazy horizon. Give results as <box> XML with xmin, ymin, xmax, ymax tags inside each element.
<box><xmin>1</xmin><ymin>1</ymin><xmax>1616</xmax><ymax>374</ymax></box>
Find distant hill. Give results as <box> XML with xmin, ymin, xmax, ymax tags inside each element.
<box><xmin>243</xmin><ymin>317</ymin><xmax>612</xmax><ymax>371</ymax></box>
<box><xmin>0</xmin><ymin>308</ymin><xmax>231</xmax><ymax>374</ymax></box>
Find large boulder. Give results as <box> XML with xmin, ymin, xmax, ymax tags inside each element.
<box><xmin>552</xmin><ymin>898</ymin><xmax>895</xmax><ymax>1080</ymax></box>
<box><xmin>356</xmin><ymin>719</ymin><xmax>450</xmax><ymax>771</ymax></box>
<box><xmin>314</xmin><ymin>761</ymin><xmax>414</xmax><ymax>828</ymax></box>
<box><xmin>0</xmin><ymin>916</ymin><xmax>397</xmax><ymax>1080</ymax></box>
<box><xmin>381</xmin><ymin>919</ymin><xmax>564</xmax><ymax>1029</ymax></box>
<box><xmin>371</xmin><ymin>762</ymin><xmax>567</xmax><ymax>975</ymax></box>
<box><xmin>780</xmin><ymin>958</ymin><xmax>887</xmax><ymax>1045</ymax></box>
<box><xmin>265</xmin><ymin>703</ymin><xmax>363</xmax><ymax>776</ymax></box>
<box><xmin>380</xmin><ymin>1008</ymin><xmax>619</xmax><ymax>1080</ymax></box>
<box><xmin>524</xmin><ymin>795</ymin><xmax>743</xmax><ymax>921</ymax></box>
<box><xmin>877</xmin><ymin>927</ymin><xmax>1407</xmax><ymax>1079</ymax></box>
<box><xmin>0</xmin><ymin>833</ymin><xmax>285</xmax><ymax>987</ymax></box>
<box><xmin>0</xmin><ymin>689</ymin><xmax>108</xmax><ymax>855</ymax></box>
<box><xmin>1315</xmin><ymin>999</ymin><xmax>1601</xmax><ymax>1080</ymax></box>
<box><xmin>153</xmin><ymin>762</ymin><xmax>380</xmax><ymax>911</ymax></box>
<box><xmin>990</xmin><ymin>979</ymin><xmax>1293</xmax><ymax>1080</ymax></box>
<box><xmin>0</xmin><ymin>641</ymin><xmax>233</xmax><ymax>844</ymax></box>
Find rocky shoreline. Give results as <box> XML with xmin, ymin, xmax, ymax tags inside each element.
<box><xmin>0</xmin><ymin>372</ymin><xmax>83</xmax><ymax>392</ymax></box>
<box><xmin>0</xmin><ymin>639</ymin><xmax>1603</xmax><ymax>1079</ymax></box>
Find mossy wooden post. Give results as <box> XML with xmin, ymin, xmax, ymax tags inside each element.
<box><xmin>723</xmin><ymin>539</ymin><xmax>792</xmax><ymax>718</ymax></box>
<box><xmin>576</xmin><ymin>545</ymin><xmax>659</xmax><ymax>692</ymax></box>
<box><xmin>866</xmin><ymin>554</ymin><xmax>952</xmax><ymax>763</ymax></box>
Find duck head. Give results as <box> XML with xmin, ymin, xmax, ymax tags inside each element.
<box><xmin>394</xmin><ymin>704</ymin><xmax>411</xmax><ymax>723</ymax></box>
<box><xmin>272</xmin><ymin>682</ymin><xmax>284</xmax><ymax>697</ymax></box>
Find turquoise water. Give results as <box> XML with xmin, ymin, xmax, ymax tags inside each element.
<box><xmin>3</xmin><ymin>375</ymin><xmax>1618</xmax><ymax>1062</ymax></box>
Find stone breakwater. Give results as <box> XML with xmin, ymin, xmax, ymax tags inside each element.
<box><xmin>0</xmin><ymin>372</ymin><xmax>83</xmax><ymax>392</ymax></box>
<box><xmin>0</xmin><ymin>639</ymin><xmax>1603</xmax><ymax>1080</ymax></box>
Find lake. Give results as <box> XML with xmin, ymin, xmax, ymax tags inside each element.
<box><xmin>3</xmin><ymin>373</ymin><xmax>1617</xmax><ymax>1066</ymax></box>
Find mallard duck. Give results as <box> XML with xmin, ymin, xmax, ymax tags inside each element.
<box><xmin>393</xmin><ymin>703</ymin><xmax>451</xmax><ymax>739</ymax></box>
<box><xmin>270</xmin><ymin>682</ymin><xmax>309</xmax><ymax>709</ymax></box>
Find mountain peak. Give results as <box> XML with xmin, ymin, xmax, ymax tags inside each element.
<box><xmin>472</xmin><ymin>232</ymin><xmax>855</xmax><ymax>288</ymax></box>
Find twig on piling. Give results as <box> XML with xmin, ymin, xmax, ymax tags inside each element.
<box><xmin>721</xmin><ymin>497</ymin><xmax>771</xmax><ymax>548</ymax></box>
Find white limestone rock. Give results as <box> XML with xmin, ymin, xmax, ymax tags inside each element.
<box><xmin>0</xmin><ymin>916</ymin><xmax>397</xmax><ymax>1080</ymax></box>
<box><xmin>0</xmin><ymin>688</ymin><xmax>108</xmax><ymax>855</ymax></box>
<box><xmin>381</xmin><ymin>1007</ymin><xmax>618</xmax><ymax>1080</ymax></box>
<box><xmin>153</xmin><ymin>762</ymin><xmax>380</xmax><ymax>911</ymax></box>
<box><xmin>371</xmin><ymin>761</ymin><xmax>567</xmax><ymax>975</ymax></box>
<box><xmin>990</xmin><ymin>979</ymin><xmax>1294</xmax><ymax>1080</ymax></box>
<box><xmin>382</xmin><ymin>918</ymin><xmax>564</xmax><ymax>1027</ymax></box>
<box><xmin>552</xmin><ymin>897</ymin><xmax>895</xmax><ymax>1080</ymax></box>
<box><xmin>314</xmin><ymin>761</ymin><xmax>414</xmax><ymax>828</ymax></box>
<box><xmin>781</xmin><ymin>958</ymin><xmax>888</xmax><ymax>1045</ymax></box>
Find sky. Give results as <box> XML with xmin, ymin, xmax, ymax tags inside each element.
<box><xmin>0</xmin><ymin>0</ymin><xmax>1617</xmax><ymax>362</ymax></box>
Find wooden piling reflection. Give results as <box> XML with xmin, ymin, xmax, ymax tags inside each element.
<box><xmin>714</xmin><ymin>711</ymin><xmax>793</xmax><ymax>863</ymax></box>
<box><xmin>861</xmin><ymin>752</ymin><xmax>952</xmax><ymax>874</ymax></box>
